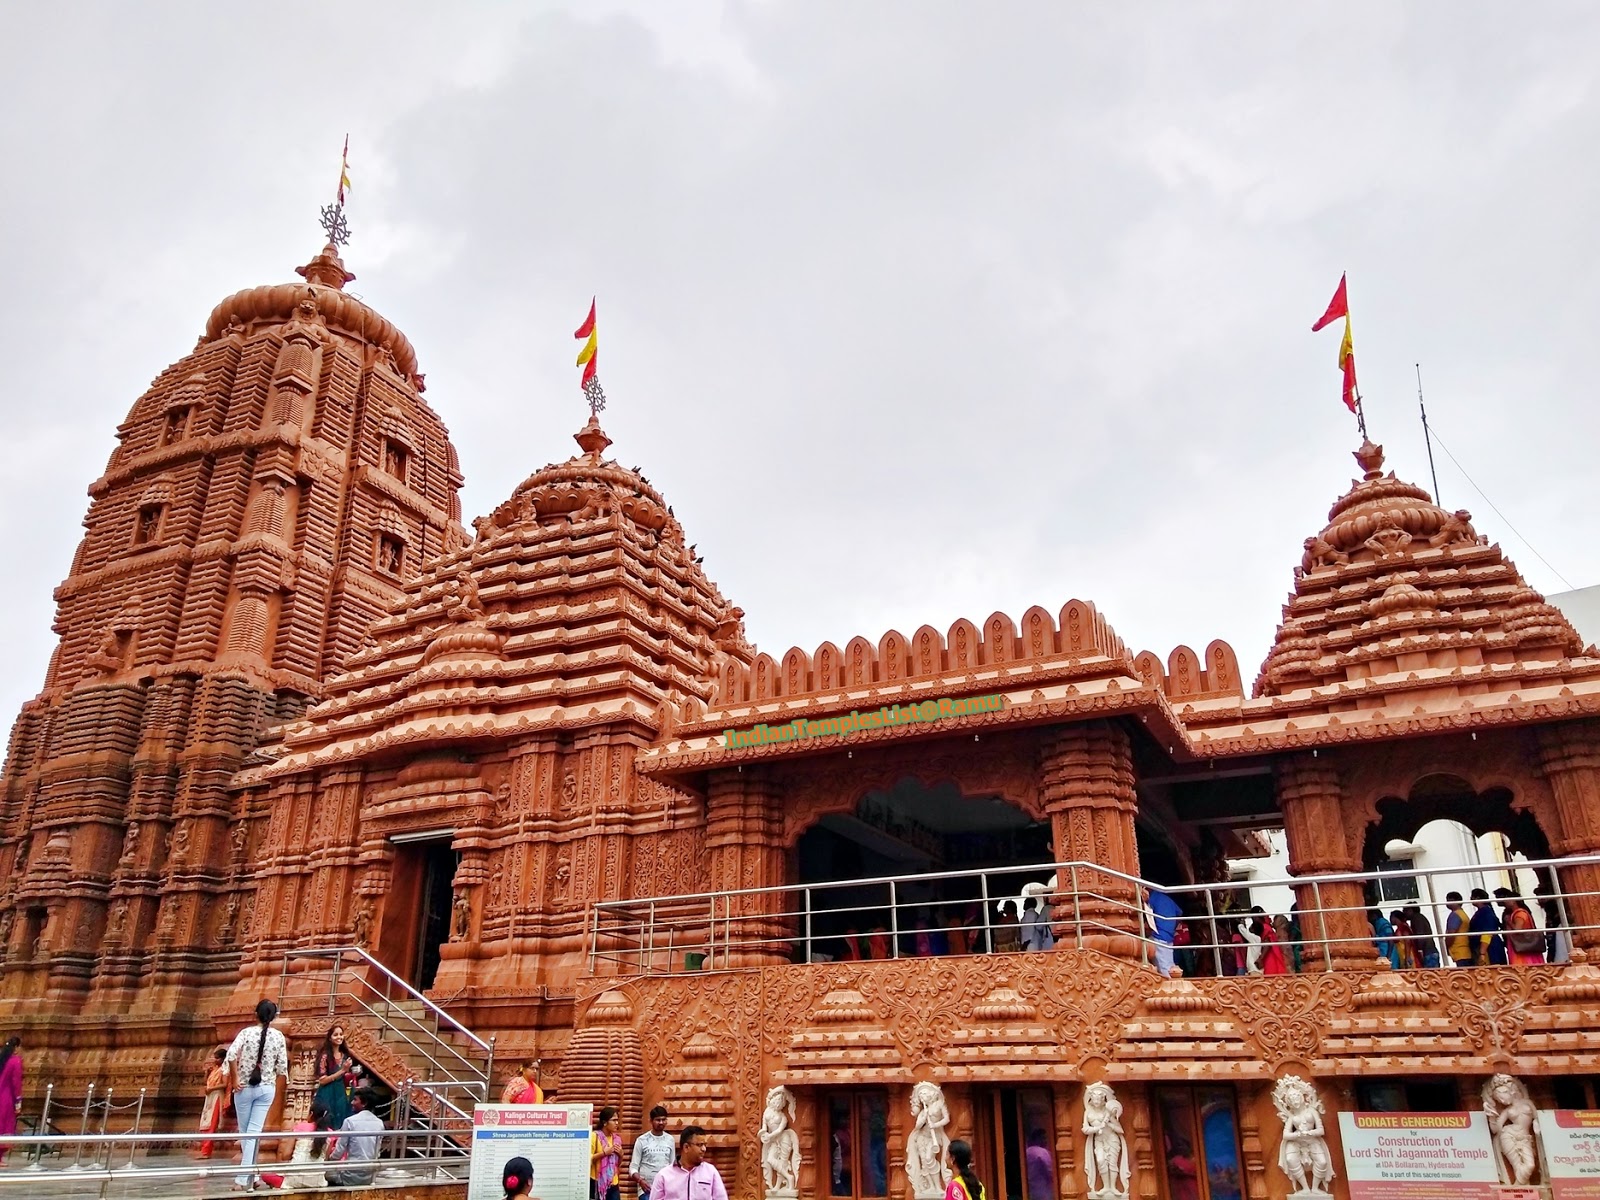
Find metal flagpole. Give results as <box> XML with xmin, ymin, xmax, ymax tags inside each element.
<box><xmin>1416</xmin><ymin>363</ymin><xmax>1441</xmax><ymax>504</ymax></box>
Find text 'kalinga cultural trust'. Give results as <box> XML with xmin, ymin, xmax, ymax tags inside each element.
<box><xmin>723</xmin><ymin>695</ymin><xmax>1008</xmax><ymax>749</ymax></box>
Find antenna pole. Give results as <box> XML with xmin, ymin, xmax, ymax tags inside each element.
<box><xmin>1416</xmin><ymin>363</ymin><xmax>1441</xmax><ymax>504</ymax></box>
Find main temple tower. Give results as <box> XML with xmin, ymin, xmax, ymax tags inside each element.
<box><xmin>0</xmin><ymin>240</ymin><xmax>464</xmax><ymax>1073</ymax></box>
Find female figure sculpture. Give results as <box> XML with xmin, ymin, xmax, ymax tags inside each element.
<box><xmin>759</xmin><ymin>1086</ymin><xmax>802</xmax><ymax>1194</ymax></box>
<box><xmin>1272</xmin><ymin>1075</ymin><xmax>1335</xmax><ymax>1196</ymax></box>
<box><xmin>905</xmin><ymin>1081</ymin><xmax>952</xmax><ymax>1197</ymax></box>
<box><xmin>1483</xmin><ymin>1074</ymin><xmax>1540</xmax><ymax>1186</ymax></box>
<box><xmin>1081</xmin><ymin>1082</ymin><xmax>1130</xmax><ymax>1200</ymax></box>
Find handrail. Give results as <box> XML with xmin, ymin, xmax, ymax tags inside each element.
<box><xmin>590</xmin><ymin>850</ymin><xmax>1600</xmax><ymax>975</ymax></box>
<box><xmin>281</xmin><ymin>945</ymin><xmax>492</xmax><ymax>1055</ymax></box>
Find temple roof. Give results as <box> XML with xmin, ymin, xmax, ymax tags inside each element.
<box><xmin>237</xmin><ymin>419</ymin><xmax>751</xmax><ymax>781</ymax></box>
<box><xmin>201</xmin><ymin>243</ymin><xmax>421</xmax><ymax>383</ymax></box>
<box><xmin>1164</xmin><ymin>440</ymin><xmax>1600</xmax><ymax>754</ymax></box>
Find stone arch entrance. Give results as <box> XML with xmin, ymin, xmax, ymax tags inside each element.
<box><xmin>1361</xmin><ymin>773</ymin><xmax>1553</xmax><ymax>872</ymax></box>
<box><xmin>793</xmin><ymin>777</ymin><xmax>1052</xmax><ymax>960</ymax></box>
<box><xmin>1360</xmin><ymin>773</ymin><xmax>1558</xmax><ymax>947</ymax></box>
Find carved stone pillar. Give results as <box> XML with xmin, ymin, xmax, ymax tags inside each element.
<box><xmin>1277</xmin><ymin>755</ymin><xmax>1371</xmax><ymax>971</ymax></box>
<box><xmin>706</xmin><ymin>768</ymin><xmax>787</xmax><ymax>966</ymax></box>
<box><xmin>1039</xmin><ymin>721</ymin><xmax>1142</xmax><ymax>955</ymax></box>
<box><xmin>1537</xmin><ymin>720</ymin><xmax>1600</xmax><ymax>951</ymax></box>
<box><xmin>1052</xmin><ymin>1084</ymin><xmax>1083</xmax><ymax>1200</ymax></box>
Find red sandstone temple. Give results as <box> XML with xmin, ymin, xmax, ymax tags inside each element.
<box><xmin>5</xmin><ymin>240</ymin><xmax>1600</xmax><ymax>1200</ymax></box>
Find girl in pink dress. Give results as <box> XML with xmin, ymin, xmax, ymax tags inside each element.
<box><xmin>0</xmin><ymin>1037</ymin><xmax>22</xmax><ymax>1164</ymax></box>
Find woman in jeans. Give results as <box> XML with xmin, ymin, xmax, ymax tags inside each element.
<box><xmin>224</xmin><ymin>999</ymin><xmax>290</xmax><ymax>1192</ymax></box>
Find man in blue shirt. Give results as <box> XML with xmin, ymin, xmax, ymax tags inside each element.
<box><xmin>1144</xmin><ymin>886</ymin><xmax>1183</xmax><ymax>976</ymax></box>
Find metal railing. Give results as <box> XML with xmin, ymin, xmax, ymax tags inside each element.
<box><xmin>588</xmin><ymin>852</ymin><xmax>1600</xmax><ymax>976</ymax></box>
<box><xmin>278</xmin><ymin>945</ymin><xmax>494</xmax><ymax>1119</ymax></box>
<box><xmin>0</xmin><ymin>1125</ymin><xmax>468</xmax><ymax>1197</ymax></box>
<box><xmin>21</xmin><ymin>1082</ymin><xmax>147</xmax><ymax>1168</ymax></box>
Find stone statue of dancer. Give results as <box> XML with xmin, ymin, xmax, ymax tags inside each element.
<box><xmin>1483</xmin><ymin>1074</ymin><xmax>1540</xmax><ymax>1186</ymax></box>
<box><xmin>1082</xmin><ymin>1082</ymin><xmax>1130</xmax><ymax>1200</ymax></box>
<box><xmin>758</xmin><ymin>1086</ymin><xmax>802</xmax><ymax>1194</ymax></box>
<box><xmin>905</xmin><ymin>1081</ymin><xmax>952</xmax><ymax>1198</ymax></box>
<box><xmin>1272</xmin><ymin>1075</ymin><xmax>1335</xmax><ymax>1196</ymax></box>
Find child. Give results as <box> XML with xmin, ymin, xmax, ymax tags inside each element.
<box><xmin>195</xmin><ymin>1048</ymin><xmax>228</xmax><ymax>1159</ymax></box>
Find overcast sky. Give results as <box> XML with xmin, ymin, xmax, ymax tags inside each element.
<box><xmin>2</xmin><ymin>2</ymin><xmax>1597</xmax><ymax>727</ymax></box>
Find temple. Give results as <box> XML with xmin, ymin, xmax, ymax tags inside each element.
<box><xmin>5</xmin><ymin>239</ymin><xmax>1600</xmax><ymax>1200</ymax></box>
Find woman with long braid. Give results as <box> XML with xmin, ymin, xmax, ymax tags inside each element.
<box><xmin>223</xmin><ymin>999</ymin><xmax>289</xmax><ymax>1191</ymax></box>
<box><xmin>946</xmin><ymin>1139</ymin><xmax>985</xmax><ymax>1200</ymax></box>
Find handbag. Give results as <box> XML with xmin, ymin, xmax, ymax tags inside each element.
<box><xmin>1508</xmin><ymin>927</ymin><xmax>1545</xmax><ymax>955</ymax></box>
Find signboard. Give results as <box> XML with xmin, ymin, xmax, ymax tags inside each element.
<box><xmin>1541</xmin><ymin>1110</ymin><xmax>1600</xmax><ymax>1199</ymax></box>
<box><xmin>1338</xmin><ymin>1112</ymin><xmax>1499</xmax><ymax>1200</ymax></box>
<box><xmin>468</xmin><ymin>1104</ymin><xmax>593</xmax><ymax>1200</ymax></box>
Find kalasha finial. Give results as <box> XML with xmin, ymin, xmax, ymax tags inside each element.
<box><xmin>575</xmin><ymin>298</ymin><xmax>607</xmax><ymax>418</ymax></box>
<box><xmin>1353</xmin><ymin>438</ymin><xmax>1385</xmax><ymax>480</ymax></box>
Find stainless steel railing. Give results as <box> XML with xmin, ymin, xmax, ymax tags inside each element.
<box><xmin>588</xmin><ymin>852</ymin><xmax>1600</xmax><ymax>976</ymax></box>
<box><xmin>277</xmin><ymin>945</ymin><xmax>494</xmax><ymax>1114</ymax></box>
<box><xmin>0</xmin><ymin>1126</ymin><xmax>468</xmax><ymax>1196</ymax></box>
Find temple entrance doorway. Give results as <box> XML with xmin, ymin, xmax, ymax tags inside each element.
<box><xmin>970</xmin><ymin>1086</ymin><xmax>1056</xmax><ymax>1200</ymax></box>
<box><xmin>794</xmin><ymin>778</ymin><xmax>1050</xmax><ymax>960</ymax></box>
<box><xmin>380</xmin><ymin>837</ymin><xmax>458</xmax><ymax>991</ymax></box>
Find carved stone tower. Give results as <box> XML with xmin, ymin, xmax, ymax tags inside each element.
<box><xmin>0</xmin><ymin>241</ymin><xmax>464</xmax><ymax>1050</ymax></box>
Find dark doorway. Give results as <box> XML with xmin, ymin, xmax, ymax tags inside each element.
<box><xmin>409</xmin><ymin>841</ymin><xmax>458</xmax><ymax>991</ymax></box>
<box><xmin>971</xmin><ymin>1086</ymin><xmax>1056</xmax><ymax>1200</ymax></box>
<box><xmin>794</xmin><ymin>779</ymin><xmax>1052</xmax><ymax>960</ymax></box>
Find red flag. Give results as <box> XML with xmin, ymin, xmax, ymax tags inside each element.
<box><xmin>574</xmin><ymin>299</ymin><xmax>598</xmax><ymax>386</ymax></box>
<box><xmin>1311</xmin><ymin>274</ymin><xmax>1348</xmax><ymax>332</ymax></box>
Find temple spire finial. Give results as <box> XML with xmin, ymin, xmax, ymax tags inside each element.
<box><xmin>1353</xmin><ymin>438</ymin><xmax>1385</xmax><ymax>481</ymax></box>
<box><xmin>318</xmin><ymin>135</ymin><xmax>354</xmax><ymax>250</ymax></box>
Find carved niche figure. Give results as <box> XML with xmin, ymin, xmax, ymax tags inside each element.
<box><xmin>905</xmin><ymin>1081</ymin><xmax>951</xmax><ymax>1198</ymax></box>
<box><xmin>758</xmin><ymin>1085</ymin><xmax>802</xmax><ymax>1194</ymax></box>
<box><xmin>553</xmin><ymin>854</ymin><xmax>572</xmax><ymax>901</ymax></box>
<box><xmin>560</xmin><ymin>773</ymin><xmax>578</xmax><ymax>812</ymax></box>
<box><xmin>231</xmin><ymin>822</ymin><xmax>248</xmax><ymax>861</ymax></box>
<box><xmin>0</xmin><ymin>909</ymin><xmax>12</xmax><ymax>958</ymax></box>
<box><xmin>120</xmin><ymin>821</ymin><xmax>141</xmax><ymax>866</ymax></box>
<box><xmin>1082</xmin><ymin>1082</ymin><xmax>1131</xmax><ymax>1200</ymax></box>
<box><xmin>171</xmin><ymin>820</ymin><xmax>191</xmax><ymax>864</ymax></box>
<box><xmin>1483</xmin><ymin>1074</ymin><xmax>1540</xmax><ymax>1186</ymax></box>
<box><xmin>1272</xmin><ymin>1075</ymin><xmax>1334</xmax><ymax>1196</ymax></box>
<box><xmin>352</xmin><ymin>902</ymin><xmax>374</xmax><ymax>948</ymax></box>
<box><xmin>451</xmin><ymin>889</ymin><xmax>473</xmax><ymax>942</ymax></box>
<box><xmin>221</xmin><ymin>894</ymin><xmax>240</xmax><ymax>942</ymax></box>
<box><xmin>108</xmin><ymin>901</ymin><xmax>129</xmax><ymax>939</ymax></box>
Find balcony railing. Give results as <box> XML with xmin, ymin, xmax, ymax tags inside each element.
<box><xmin>588</xmin><ymin>852</ymin><xmax>1600</xmax><ymax>976</ymax></box>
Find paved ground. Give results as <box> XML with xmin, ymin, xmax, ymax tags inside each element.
<box><xmin>0</xmin><ymin>1152</ymin><xmax>464</xmax><ymax>1199</ymax></box>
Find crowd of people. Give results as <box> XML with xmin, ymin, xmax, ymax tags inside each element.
<box><xmin>193</xmin><ymin>1000</ymin><xmax>389</xmax><ymax>1191</ymax></box>
<box><xmin>1141</xmin><ymin>885</ymin><xmax>1570</xmax><ymax>976</ymax></box>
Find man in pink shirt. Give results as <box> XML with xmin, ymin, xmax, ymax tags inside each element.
<box><xmin>648</xmin><ymin>1126</ymin><xmax>727</xmax><ymax>1200</ymax></box>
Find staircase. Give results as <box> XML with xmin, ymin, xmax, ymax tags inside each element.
<box><xmin>278</xmin><ymin>947</ymin><xmax>495</xmax><ymax>1148</ymax></box>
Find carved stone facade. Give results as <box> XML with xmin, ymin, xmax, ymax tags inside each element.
<box><xmin>5</xmin><ymin>253</ymin><xmax>1600</xmax><ymax>1200</ymax></box>
<box><xmin>0</xmin><ymin>242</ymin><xmax>463</xmax><ymax>1107</ymax></box>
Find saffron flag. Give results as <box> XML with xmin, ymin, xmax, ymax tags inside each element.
<box><xmin>338</xmin><ymin>135</ymin><xmax>352</xmax><ymax>207</ymax></box>
<box><xmin>1312</xmin><ymin>274</ymin><xmax>1359</xmax><ymax>414</ymax></box>
<box><xmin>574</xmin><ymin>298</ymin><xmax>598</xmax><ymax>386</ymax></box>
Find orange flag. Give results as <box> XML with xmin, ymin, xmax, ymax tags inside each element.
<box><xmin>1312</xmin><ymin>275</ymin><xmax>1359</xmax><ymax>414</ymax></box>
<box><xmin>574</xmin><ymin>299</ymin><xmax>598</xmax><ymax>386</ymax></box>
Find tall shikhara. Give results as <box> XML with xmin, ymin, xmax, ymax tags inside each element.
<box><xmin>0</xmin><ymin>241</ymin><xmax>464</xmax><ymax>1087</ymax></box>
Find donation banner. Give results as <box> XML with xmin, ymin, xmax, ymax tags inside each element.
<box><xmin>1338</xmin><ymin>1112</ymin><xmax>1499</xmax><ymax>1200</ymax></box>
<box><xmin>468</xmin><ymin>1103</ymin><xmax>593</xmax><ymax>1200</ymax></box>
<box><xmin>1540</xmin><ymin>1110</ymin><xmax>1600</xmax><ymax>1199</ymax></box>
